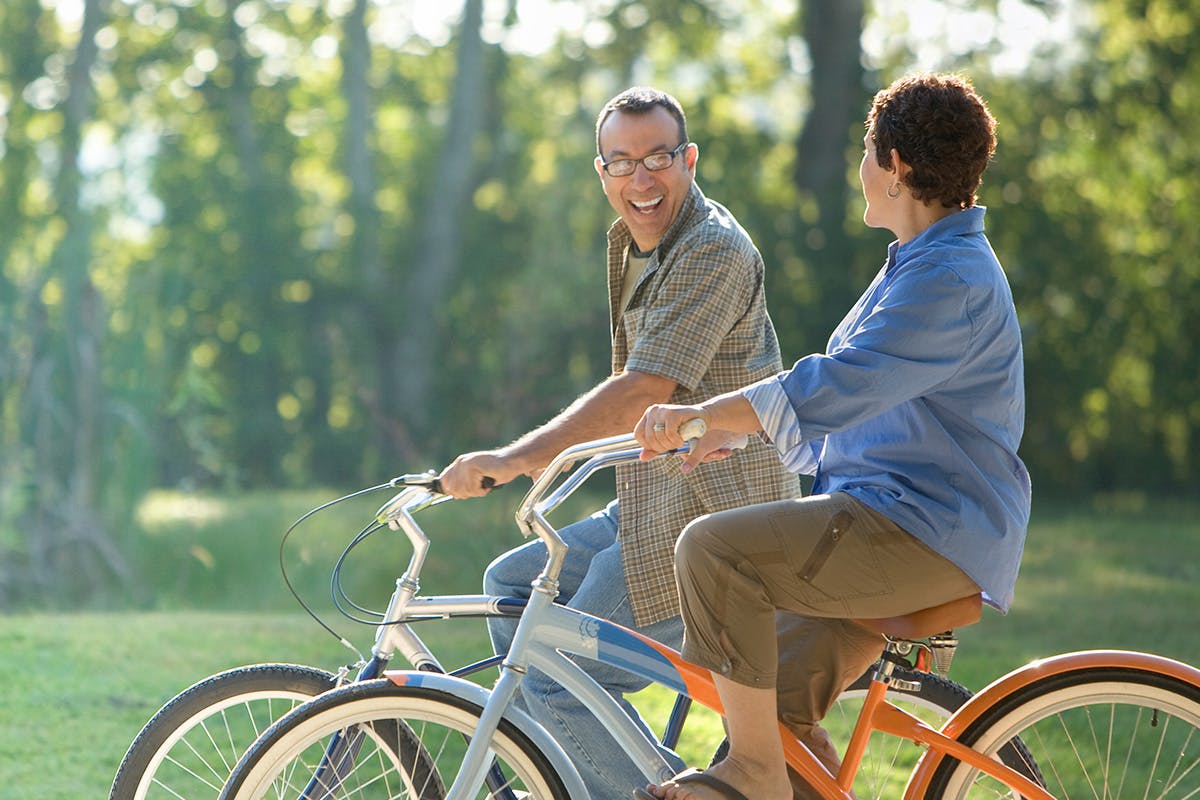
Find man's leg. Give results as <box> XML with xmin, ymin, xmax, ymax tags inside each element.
<box><xmin>518</xmin><ymin>535</ymin><xmax>686</xmax><ymax>800</ymax></box>
<box><xmin>483</xmin><ymin>500</ymin><xmax>621</xmax><ymax>658</ymax></box>
<box><xmin>483</xmin><ymin>499</ymin><xmax>685</xmax><ymax>800</ymax></box>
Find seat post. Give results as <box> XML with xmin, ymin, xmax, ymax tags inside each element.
<box><xmin>871</xmin><ymin>638</ymin><xmax>911</xmax><ymax>683</ymax></box>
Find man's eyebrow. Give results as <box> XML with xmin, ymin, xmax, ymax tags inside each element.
<box><xmin>602</xmin><ymin>143</ymin><xmax>673</xmax><ymax>159</ymax></box>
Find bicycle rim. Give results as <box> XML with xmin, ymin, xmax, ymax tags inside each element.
<box><xmin>221</xmin><ymin>679</ymin><xmax>570</xmax><ymax>800</ymax></box>
<box><xmin>111</xmin><ymin>663</ymin><xmax>336</xmax><ymax>800</ymax></box>
<box><xmin>926</xmin><ymin>668</ymin><xmax>1200</xmax><ymax>800</ymax></box>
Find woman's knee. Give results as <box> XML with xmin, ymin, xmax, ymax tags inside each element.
<box><xmin>674</xmin><ymin>512</ymin><xmax>737</xmax><ymax>584</ymax></box>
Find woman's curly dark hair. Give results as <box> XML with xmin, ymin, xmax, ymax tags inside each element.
<box><xmin>867</xmin><ymin>73</ymin><xmax>997</xmax><ymax>209</ymax></box>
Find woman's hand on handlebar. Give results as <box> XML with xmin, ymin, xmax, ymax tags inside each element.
<box><xmin>635</xmin><ymin>404</ymin><xmax>745</xmax><ymax>473</ymax></box>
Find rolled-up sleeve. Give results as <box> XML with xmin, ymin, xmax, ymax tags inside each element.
<box><xmin>742</xmin><ymin>376</ymin><xmax>821</xmax><ymax>475</ymax></box>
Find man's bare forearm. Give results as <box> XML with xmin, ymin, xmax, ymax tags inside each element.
<box><xmin>502</xmin><ymin>370</ymin><xmax>676</xmax><ymax>475</ymax></box>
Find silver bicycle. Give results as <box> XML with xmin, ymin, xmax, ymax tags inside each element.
<box><xmin>215</xmin><ymin>431</ymin><xmax>1008</xmax><ymax>800</ymax></box>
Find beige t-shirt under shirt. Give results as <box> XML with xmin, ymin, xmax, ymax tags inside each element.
<box><xmin>619</xmin><ymin>248</ymin><xmax>651</xmax><ymax>312</ymax></box>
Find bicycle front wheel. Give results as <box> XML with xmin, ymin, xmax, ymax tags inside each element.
<box><xmin>110</xmin><ymin>663</ymin><xmax>338</xmax><ymax>800</ymax></box>
<box><xmin>924</xmin><ymin>666</ymin><xmax>1200</xmax><ymax>800</ymax></box>
<box><xmin>220</xmin><ymin>678</ymin><xmax>571</xmax><ymax>800</ymax></box>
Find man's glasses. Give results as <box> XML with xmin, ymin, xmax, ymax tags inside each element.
<box><xmin>599</xmin><ymin>141</ymin><xmax>689</xmax><ymax>178</ymax></box>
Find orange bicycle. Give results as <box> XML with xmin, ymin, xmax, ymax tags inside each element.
<box><xmin>215</xmin><ymin>430</ymin><xmax>1200</xmax><ymax>800</ymax></box>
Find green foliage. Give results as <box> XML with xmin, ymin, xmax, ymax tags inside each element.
<box><xmin>3</xmin><ymin>0</ymin><xmax>1200</xmax><ymax>604</ymax></box>
<box><xmin>972</xmin><ymin>0</ymin><xmax>1200</xmax><ymax>491</ymax></box>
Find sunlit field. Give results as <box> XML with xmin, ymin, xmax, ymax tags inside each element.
<box><xmin>2</xmin><ymin>491</ymin><xmax>1197</xmax><ymax>799</ymax></box>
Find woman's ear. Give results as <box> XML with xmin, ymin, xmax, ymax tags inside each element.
<box><xmin>889</xmin><ymin>148</ymin><xmax>911</xmax><ymax>183</ymax></box>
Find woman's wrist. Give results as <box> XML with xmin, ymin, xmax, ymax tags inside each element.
<box><xmin>701</xmin><ymin>393</ymin><xmax>758</xmax><ymax>435</ymax></box>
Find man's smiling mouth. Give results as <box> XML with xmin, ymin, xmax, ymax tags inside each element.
<box><xmin>631</xmin><ymin>197</ymin><xmax>664</xmax><ymax>213</ymax></box>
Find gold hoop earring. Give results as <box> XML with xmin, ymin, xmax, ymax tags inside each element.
<box><xmin>887</xmin><ymin>182</ymin><xmax>902</xmax><ymax>199</ymax></box>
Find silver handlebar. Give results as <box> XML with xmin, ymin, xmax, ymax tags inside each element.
<box><xmin>372</xmin><ymin>419</ymin><xmax>709</xmax><ymax>590</ymax></box>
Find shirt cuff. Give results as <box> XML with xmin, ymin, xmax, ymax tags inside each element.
<box><xmin>742</xmin><ymin>377</ymin><xmax>807</xmax><ymax>467</ymax></box>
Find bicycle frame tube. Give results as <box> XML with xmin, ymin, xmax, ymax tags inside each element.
<box><xmin>415</xmin><ymin>594</ymin><xmax>847</xmax><ymax>800</ymax></box>
<box><xmin>404</xmin><ymin>592</ymin><xmax>1068</xmax><ymax>800</ymax></box>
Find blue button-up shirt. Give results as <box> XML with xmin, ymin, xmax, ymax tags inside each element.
<box><xmin>745</xmin><ymin>206</ymin><xmax>1031</xmax><ymax>611</ymax></box>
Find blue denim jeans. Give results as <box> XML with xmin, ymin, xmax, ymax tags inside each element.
<box><xmin>483</xmin><ymin>500</ymin><xmax>686</xmax><ymax>800</ymax></box>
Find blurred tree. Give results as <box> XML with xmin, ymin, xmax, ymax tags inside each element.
<box><xmin>791</xmin><ymin>0</ymin><xmax>872</xmax><ymax>336</ymax></box>
<box><xmin>0</xmin><ymin>0</ymin><xmax>47</xmax><ymax>605</ymax></box>
<box><xmin>0</xmin><ymin>0</ymin><xmax>136</xmax><ymax>603</ymax></box>
<box><xmin>389</xmin><ymin>0</ymin><xmax>489</xmax><ymax>458</ymax></box>
<box><xmin>980</xmin><ymin>0</ymin><xmax>1200</xmax><ymax>492</ymax></box>
<box><xmin>3</xmin><ymin>0</ymin><xmax>1199</xmax><ymax>606</ymax></box>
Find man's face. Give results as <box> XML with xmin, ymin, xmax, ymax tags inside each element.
<box><xmin>595</xmin><ymin>106</ymin><xmax>696</xmax><ymax>251</ymax></box>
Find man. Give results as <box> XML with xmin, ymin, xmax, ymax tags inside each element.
<box><xmin>438</xmin><ymin>86</ymin><xmax>798</xmax><ymax>799</ymax></box>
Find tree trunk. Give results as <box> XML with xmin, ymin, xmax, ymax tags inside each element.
<box><xmin>339</xmin><ymin>0</ymin><xmax>415</xmax><ymax>464</ymax></box>
<box><xmin>33</xmin><ymin>0</ymin><xmax>134</xmax><ymax>600</ymax></box>
<box><xmin>388</xmin><ymin>0</ymin><xmax>487</xmax><ymax>451</ymax></box>
<box><xmin>0</xmin><ymin>0</ymin><xmax>48</xmax><ymax>605</ymax></box>
<box><xmin>794</xmin><ymin>0</ymin><xmax>868</xmax><ymax>316</ymax></box>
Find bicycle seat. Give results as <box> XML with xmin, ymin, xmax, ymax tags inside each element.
<box><xmin>853</xmin><ymin>593</ymin><xmax>981</xmax><ymax>639</ymax></box>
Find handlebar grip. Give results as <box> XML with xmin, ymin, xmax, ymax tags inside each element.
<box><xmin>677</xmin><ymin>417</ymin><xmax>708</xmax><ymax>441</ymax></box>
<box><xmin>428</xmin><ymin>476</ymin><xmax>497</xmax><ymax>494</ymax></box>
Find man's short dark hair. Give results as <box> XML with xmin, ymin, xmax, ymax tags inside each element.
<box><xmin>595</xmin><ymin>87</ymin><xmax>688</xmax><ymax>155</ymax></box>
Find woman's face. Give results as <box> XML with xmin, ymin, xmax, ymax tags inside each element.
<box><xmin>859</xmin><ymin>129</ymin><xmax>893</xmax><ymax>230</ymax></box>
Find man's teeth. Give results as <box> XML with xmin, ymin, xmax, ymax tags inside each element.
<box><xmin>632</xmin><ymin>197</ymin><xmax>663</xmax><ymax>210</ymax></box>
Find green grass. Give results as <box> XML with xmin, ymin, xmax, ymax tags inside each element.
<box><xmin>2</xmin><ymin>490</ymin><xmax>1198</xmax><ymax>799</ymax></box>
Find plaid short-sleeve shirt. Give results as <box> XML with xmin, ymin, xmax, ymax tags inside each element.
<box><xmin>608</xmin><ymin>183</ymin><xmax>800</xmax><ymax>626</ymax></box>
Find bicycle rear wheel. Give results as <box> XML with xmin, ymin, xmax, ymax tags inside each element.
<box><xmin>110</xmin><ymin>663</ymin><xmax>337</xmax><ymax>800</ymax></box>
<box><xmin>924</xmin><ymin>666</ymin><xmax>1200</xmax><ymax>800</ymax></box>
<box><xmin>833</xmin><ymin>667</ymin><xmax>974</xmax><ymax>800</ymax></box>
<box><xmin>219</xmin><ymin>678</ymin><xmax>571</xmax><ymax>800</ymax></box>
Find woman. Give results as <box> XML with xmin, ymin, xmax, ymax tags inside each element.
<box><xmin>634</xmin><ymin>73</ymin><xmax>1031</xmax><ymax>800</ymax></box>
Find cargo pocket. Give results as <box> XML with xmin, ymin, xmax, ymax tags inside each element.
<box><xmin>797</xmin><ymin>510</ymin><xmax>854</xmax><ymax>582</ymax></box>
<box><xmin>772</xmin><ymin>502</ymin><xmax>892</xmax><ymax>607</ymax></box>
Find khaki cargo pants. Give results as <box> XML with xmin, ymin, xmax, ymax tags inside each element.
<box><xmin>674</xmin><ymin>492</ymin><xmax>979</xmax><ymax>797</ymax></box>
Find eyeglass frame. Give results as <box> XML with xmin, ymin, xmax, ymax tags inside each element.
<box><xmin>598</xmin><ymin>141</ymin><xmax>691</xmax><ymax>178</ymax></box>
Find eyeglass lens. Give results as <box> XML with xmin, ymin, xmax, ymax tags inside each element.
<box><xmin>604</xmin><ymin>143</ymin><xmax>686</xmax><ymax>177</ymax></box>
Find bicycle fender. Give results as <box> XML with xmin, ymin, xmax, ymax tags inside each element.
<box><xmin>902</xmin><ymin>649</ymin><xmax>1200</xmax><ymax>800</ymax></box>
<box><xmin>385</xmin><ymin>669</ymin><xmax>592</xmax><ymax>799</ymax></box>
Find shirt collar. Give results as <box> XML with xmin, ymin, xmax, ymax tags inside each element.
<box><xmin>889</xmin><ymin>205</ymin><xmax>987</xmax><ymax>266</ymax></box>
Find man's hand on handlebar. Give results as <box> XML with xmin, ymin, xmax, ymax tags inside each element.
<box><xmin>437</xmin><ymin>451</ymin><xmax>520</xmax><ymax>498</ymax></box>
<box><xmin>635</xmin><ymin>404</ymin><xmax>747</xmax><ymax>474</ymax></box>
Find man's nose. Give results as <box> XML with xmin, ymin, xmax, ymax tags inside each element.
<box><xmin>630</xmin><ymin>162</ymin><xmax>656</xmax><ymax>186</ymax></box>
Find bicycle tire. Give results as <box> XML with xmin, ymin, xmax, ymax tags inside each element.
<box><xmin>219</xmin><ymin>678</ymin><xmax>571</xmax><ymax>800</ymax></box>
<box><xmin>710</xmin><ymin>665</ymin><xmax>974</xmax><ymax>800</ymax></box>
<box><xmin>110</xmin><ymin>663</ymin><xmax>338</xmax><ymax>800</ymax></box>
<box><xmin>923</xmin><ymin>666</ymin><xmax>1200</xmax><ymax>800</ymax></box>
